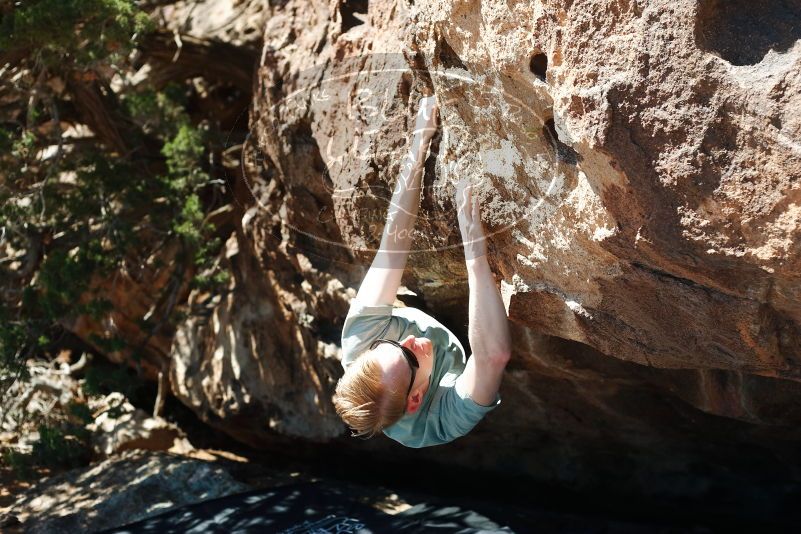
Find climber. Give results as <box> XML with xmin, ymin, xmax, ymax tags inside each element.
<box><xmin>333</xmin><ymin>95</ymin><xmax>512</xmax><ymax>448</ymax></box>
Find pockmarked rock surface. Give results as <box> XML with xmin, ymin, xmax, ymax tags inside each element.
<box><xmin>60</xmin><ymin>0</ymin><xmax>801</xmax><ymax>510</ymax></box>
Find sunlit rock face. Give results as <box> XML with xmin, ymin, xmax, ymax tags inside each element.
<box><xmin>404</xmin><ymin>0</ymin><xmax>801</xmax><ymax>376</ymax></box>
<box><xmin>168</xmin><ymin>0</ymin><xmax>801</xmax><ymax>505</ymax></box>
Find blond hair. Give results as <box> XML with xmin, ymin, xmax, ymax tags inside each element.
<box><xmin>333</xmin><ymin>350</ymin><xmax>407</xmax><ymax>438</ymax></box>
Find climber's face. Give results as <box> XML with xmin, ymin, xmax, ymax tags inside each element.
<box><xmin>373</xmin><ymin>334</ymin><xmax>434</xmax><ymax>401</ymax></box>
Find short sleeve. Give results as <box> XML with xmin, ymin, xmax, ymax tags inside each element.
<box><xmin>432</xmin><ymin>380</ymin><xmax>501</xmax><ymax>443</ymax></box>
<box><xmin>340</xmin><ymin>300</ymin><xmax>394</xmax><ymax>368</ymax></box>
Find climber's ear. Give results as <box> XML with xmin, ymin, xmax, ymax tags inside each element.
<box><xmin>405</xmin><ymin>389</ymin><xmax>423</xmax><ymax>414</ymax></box>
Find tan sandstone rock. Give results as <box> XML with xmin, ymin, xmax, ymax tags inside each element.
<box><xmin>166</xmin><ymin>0</ymin><xmax>801</xmax><ymax>499</ymax></box>
<box><xmin>208</xmin><ymin>0</ymin><xmax>801</xmax><ymax>434</ymax></box>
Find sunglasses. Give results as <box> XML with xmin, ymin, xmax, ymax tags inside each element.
<box><xmin>370</xmin><ymin>338</ymin><xmax>420</xmax><ymax>397</ymax></box>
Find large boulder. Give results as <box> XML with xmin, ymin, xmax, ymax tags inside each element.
<box><xmin>71</xmin><ymin>0</ymin><xmax>801</xmax><ymax>510</ymax></box>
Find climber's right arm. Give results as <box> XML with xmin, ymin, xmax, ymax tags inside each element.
<box><xmin>355</xmin><ymin>96</ymin><xmax>438</xmax><ymax>306</ymax></box>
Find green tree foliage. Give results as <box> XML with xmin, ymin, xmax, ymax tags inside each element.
<box><xmin>0</xmin><ymin>0</ymin><xmax>152</xmax><ymax>66</ymax></box>
<box><xmin>0</xmin><ymin>0</ymin><xmax>232</xmax><ymax>403</ymax></box>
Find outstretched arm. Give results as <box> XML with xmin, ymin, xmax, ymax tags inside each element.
<box><xmin>455</xmin><ymin>182</ymin><xmax>512</xmax><ymax>406</ymax></box>
<box><xmin>355</xmin><ymin>96</ymin><xmax>438</xmax><ymax>306</ymax></box>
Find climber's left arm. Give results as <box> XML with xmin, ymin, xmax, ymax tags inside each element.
<box><xmin>355</xmin><ymin>96</ymin><xmax>438</xmax><ymax>306</ymax></box>
<box><xmin>454</xmin><ymin>181</ymin><xmax>511</xmax><ymax>406</ymax></box>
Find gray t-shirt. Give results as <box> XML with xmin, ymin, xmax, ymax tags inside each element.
<box><xmin>340</xmin><ymin>300</ymin><xmax>500</xmax><ymax>448</ymax></box>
